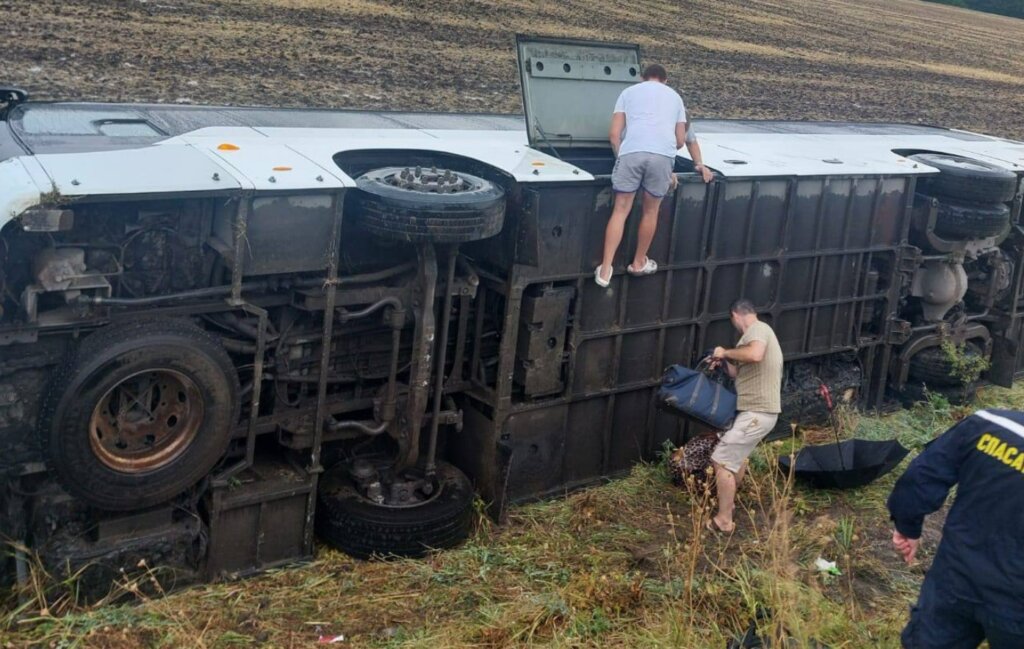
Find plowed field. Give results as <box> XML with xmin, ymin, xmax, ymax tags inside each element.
<box><xmin>3</xmin><ymin>0</ymin><xmax>1024</xmax><ymax>139</ymax></box>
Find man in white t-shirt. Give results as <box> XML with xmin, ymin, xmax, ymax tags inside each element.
<box><xmin>596</xmin><ymin>64</ymin><xmax>710</xmax><ymax>287</ymax></box>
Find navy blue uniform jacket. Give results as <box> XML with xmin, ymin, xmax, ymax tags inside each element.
<box><xmin>887</xmin><ymin>409</ymin><xmax>1024</xmax><ymax>620</ymax></box>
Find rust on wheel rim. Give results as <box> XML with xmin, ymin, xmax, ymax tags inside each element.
<box><xmin>88</xmin><ymin>369</ymin><xmax>203</xmax><ymax>473</ymax></box>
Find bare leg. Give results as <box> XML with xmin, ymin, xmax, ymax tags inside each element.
<box><xmin>631</xmin><ymin>191</ymin><xmax>664</xmax><ymax>270</ymax></box>
<box><xmin>600</xmin><ymin>191</ymin><xmax>637</xmax><ymax>282</ymax></box>
<box><xmin>712</xmin><ymin>461</ymin><xmax>738</xmax><ymax>531</ymax></box>
<box><xmin>735</xmin><ymin>463</ymin><xmax>747</xmax><ymax>487</ymax></box>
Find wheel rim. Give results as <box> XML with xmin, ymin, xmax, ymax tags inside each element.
<box><xmin>381</xmin><ymin>167</ymin><xmax>473</xmax><ymax>194</ymax></box>
<box><xmin>333</xmin><ymin>460</ymin><xmax>444</xmax><ymax>509</ymax></box>
<box><xmin>88</xmin><ymin>369</ymin><xmax>204</xmax><ymax>473</ymax></box>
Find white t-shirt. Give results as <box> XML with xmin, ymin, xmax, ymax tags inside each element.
<box><xmin>613</xmin><ymin>81</ymin><xmax>687</xmax><ymax>158</ymax></box>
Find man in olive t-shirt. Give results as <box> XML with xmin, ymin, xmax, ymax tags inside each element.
<box><xmin>707</xmin><ymin>298</ymin><xmax>783</xmax><ymax>533</ymax></box>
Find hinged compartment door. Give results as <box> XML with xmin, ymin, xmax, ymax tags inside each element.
<box><xmin>516</xmin><ymin>35</ymin><xmax>641</xmax><ymax>150</ymax></box>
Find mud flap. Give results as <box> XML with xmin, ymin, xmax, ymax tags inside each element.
<box><xmin>988</xmin><ymin>334</ymin><xmax>1018</xmax><ymax>387</ymax></box>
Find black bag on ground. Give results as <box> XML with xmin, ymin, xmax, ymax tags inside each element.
<box><xmin>657</xmin><ymin>359</ymin><xmax>737</xmax><ymax>430</ymax></box>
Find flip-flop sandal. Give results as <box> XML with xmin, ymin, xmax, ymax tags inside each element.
<box><xmin>706</xmin><ymin>518</ymin><xmax>734</xmax><ymax>534</ymax></box>
<box><xmin>594</xmin><ymin>265</ymin><xmax>611</xmax><ymax>288</ymax></box>
<box><xmin>627</xmin><ymin>257</ymin><xmax>658</xmax><ymax>276</ymax></box>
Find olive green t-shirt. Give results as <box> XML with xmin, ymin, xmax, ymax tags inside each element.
<box><xmin>734</xmin><ymin>320</ymin><xmax>783</xmax><ymax>414</ymax></box>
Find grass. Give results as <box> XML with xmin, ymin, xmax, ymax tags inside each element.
<box><xmin>4</xmin><ymin>383</ymin><xmax>1021</xmax><ymax>648</ymax></box>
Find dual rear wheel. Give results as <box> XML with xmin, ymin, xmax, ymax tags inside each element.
<box><xmin>910</xmin><ymin>153</ymin><xmax>1018</xmax><ymax>240</ymax></box>
<box><xmin>906</xmin><ymin>153</ymin><xmax>1017</xmax><ymax>389</ymax></box>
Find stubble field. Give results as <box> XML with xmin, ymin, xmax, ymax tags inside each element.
<box><xmin>3</xmin><ymin>0</ymin><xmax>1024</xmax><ymax>139</ymax></box>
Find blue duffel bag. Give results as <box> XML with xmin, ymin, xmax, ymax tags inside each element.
<box><xmin>657</xmin><ymin>359</ymin><xmax>737</xmax><ymax>430</ymax></box>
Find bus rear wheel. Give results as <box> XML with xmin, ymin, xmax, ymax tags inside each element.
<box><xmin>40</xmin><ymin>319</ymin><xmax>238</xmax><ymax>510</ymax></box>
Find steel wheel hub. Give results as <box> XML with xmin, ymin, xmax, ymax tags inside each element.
<box><xmin>384</xmin><ymin>166</ymin><xmax>471</xmax><ymax>194</ymax></box>
<box><xmin>349</xmin><ymin>459</ymin><xmax>441</xmax><ymax>508</ymax></box>
<box><xmin>89</xmin><ymin>369</ymin><xmax>203</xmax><ymax>473</ymax></box>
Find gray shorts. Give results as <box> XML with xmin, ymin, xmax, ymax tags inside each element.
<box><xmin>711</xmin><ymin>411</ymin><xmax>779</xmax><ymax>473</ymax></box>
<box><xmin>611</xmin><ymin>152</ymin><xmax>674</xmax><ymax>197</ymax></box>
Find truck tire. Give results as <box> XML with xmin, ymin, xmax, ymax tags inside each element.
<box><xmin>316</xmin><ymin>460</ymin><xmax>474</xmax><ymax>559</ymax></box>
<box><xmin>39</xmin><ymin>319</ymin><xmax>239</xmax><ymax>511</ymax></box>
<box><xmin>910</xmin><ymin>153</ymin><xmax>1018</xmax><ymax>204</ymax></box>
<box><xmin>908</xmin><ymin>343</ymin><xmax>982</xmax><ymax>387</ymax></box>
<box><xmin>349</xmin><ymin>167</ymin><xmax>505</xmax><ymax>243</ymax></box>
<box><xmin>931</xmin><ymin>198</ymin><xmax>1010</xmax><ymax>240</ymax></box>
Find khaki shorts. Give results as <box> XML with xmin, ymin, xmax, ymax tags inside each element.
<box><xmin>611</xmin><ymin>152</ymin><xmax>674</xmax><ymax>197</ymax></box>
<box><xmin>711</xmin><ymin>411</ymin><xmax>779</xmax><ymax>474</ymax></box>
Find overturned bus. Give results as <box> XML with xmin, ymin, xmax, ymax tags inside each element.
<box><xmin>1</xmin><ymin>37</ymin><xmax>1023</xmax><ymax>593</ymax></box>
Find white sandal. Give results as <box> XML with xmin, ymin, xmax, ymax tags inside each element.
<box><xmin>594</xmin><ymin>265</ymin><xmax>611</xmax><ymax>287</ymax></box>
<box><xmin>627</xmin><ymin>257</ymin><xmax>658</xmax><ymax>276</ymax></box>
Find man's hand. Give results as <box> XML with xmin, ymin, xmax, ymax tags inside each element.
<box><xmin>892</xmin><ymin>530</ymin><xmax>920</xmax><ymax>565</ymax></box>
<box><xmin>695</xmin><ymin>163</ymin><xmax>713</xmax><ymax>184</ymax></box>
<box><xmin>669</xmin><ymin>172</ymin><xmax>679</xmax><ymax>191</ymax></box>
<box><xmin>710</xmin><ymin>349</ymin><xmax>738</xmax><ymax>378</ymax></box>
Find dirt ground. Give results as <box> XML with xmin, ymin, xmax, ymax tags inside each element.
<box><xmin>3</xmin><ymin>0</ymin><xmax>1024</xmax><ymax>140</ymax></box>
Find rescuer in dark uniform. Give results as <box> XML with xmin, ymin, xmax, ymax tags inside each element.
<box><xmin>887</xmin><ymin>409</ymin><xmax>1024</xmax><ymax>648</ymax></box>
